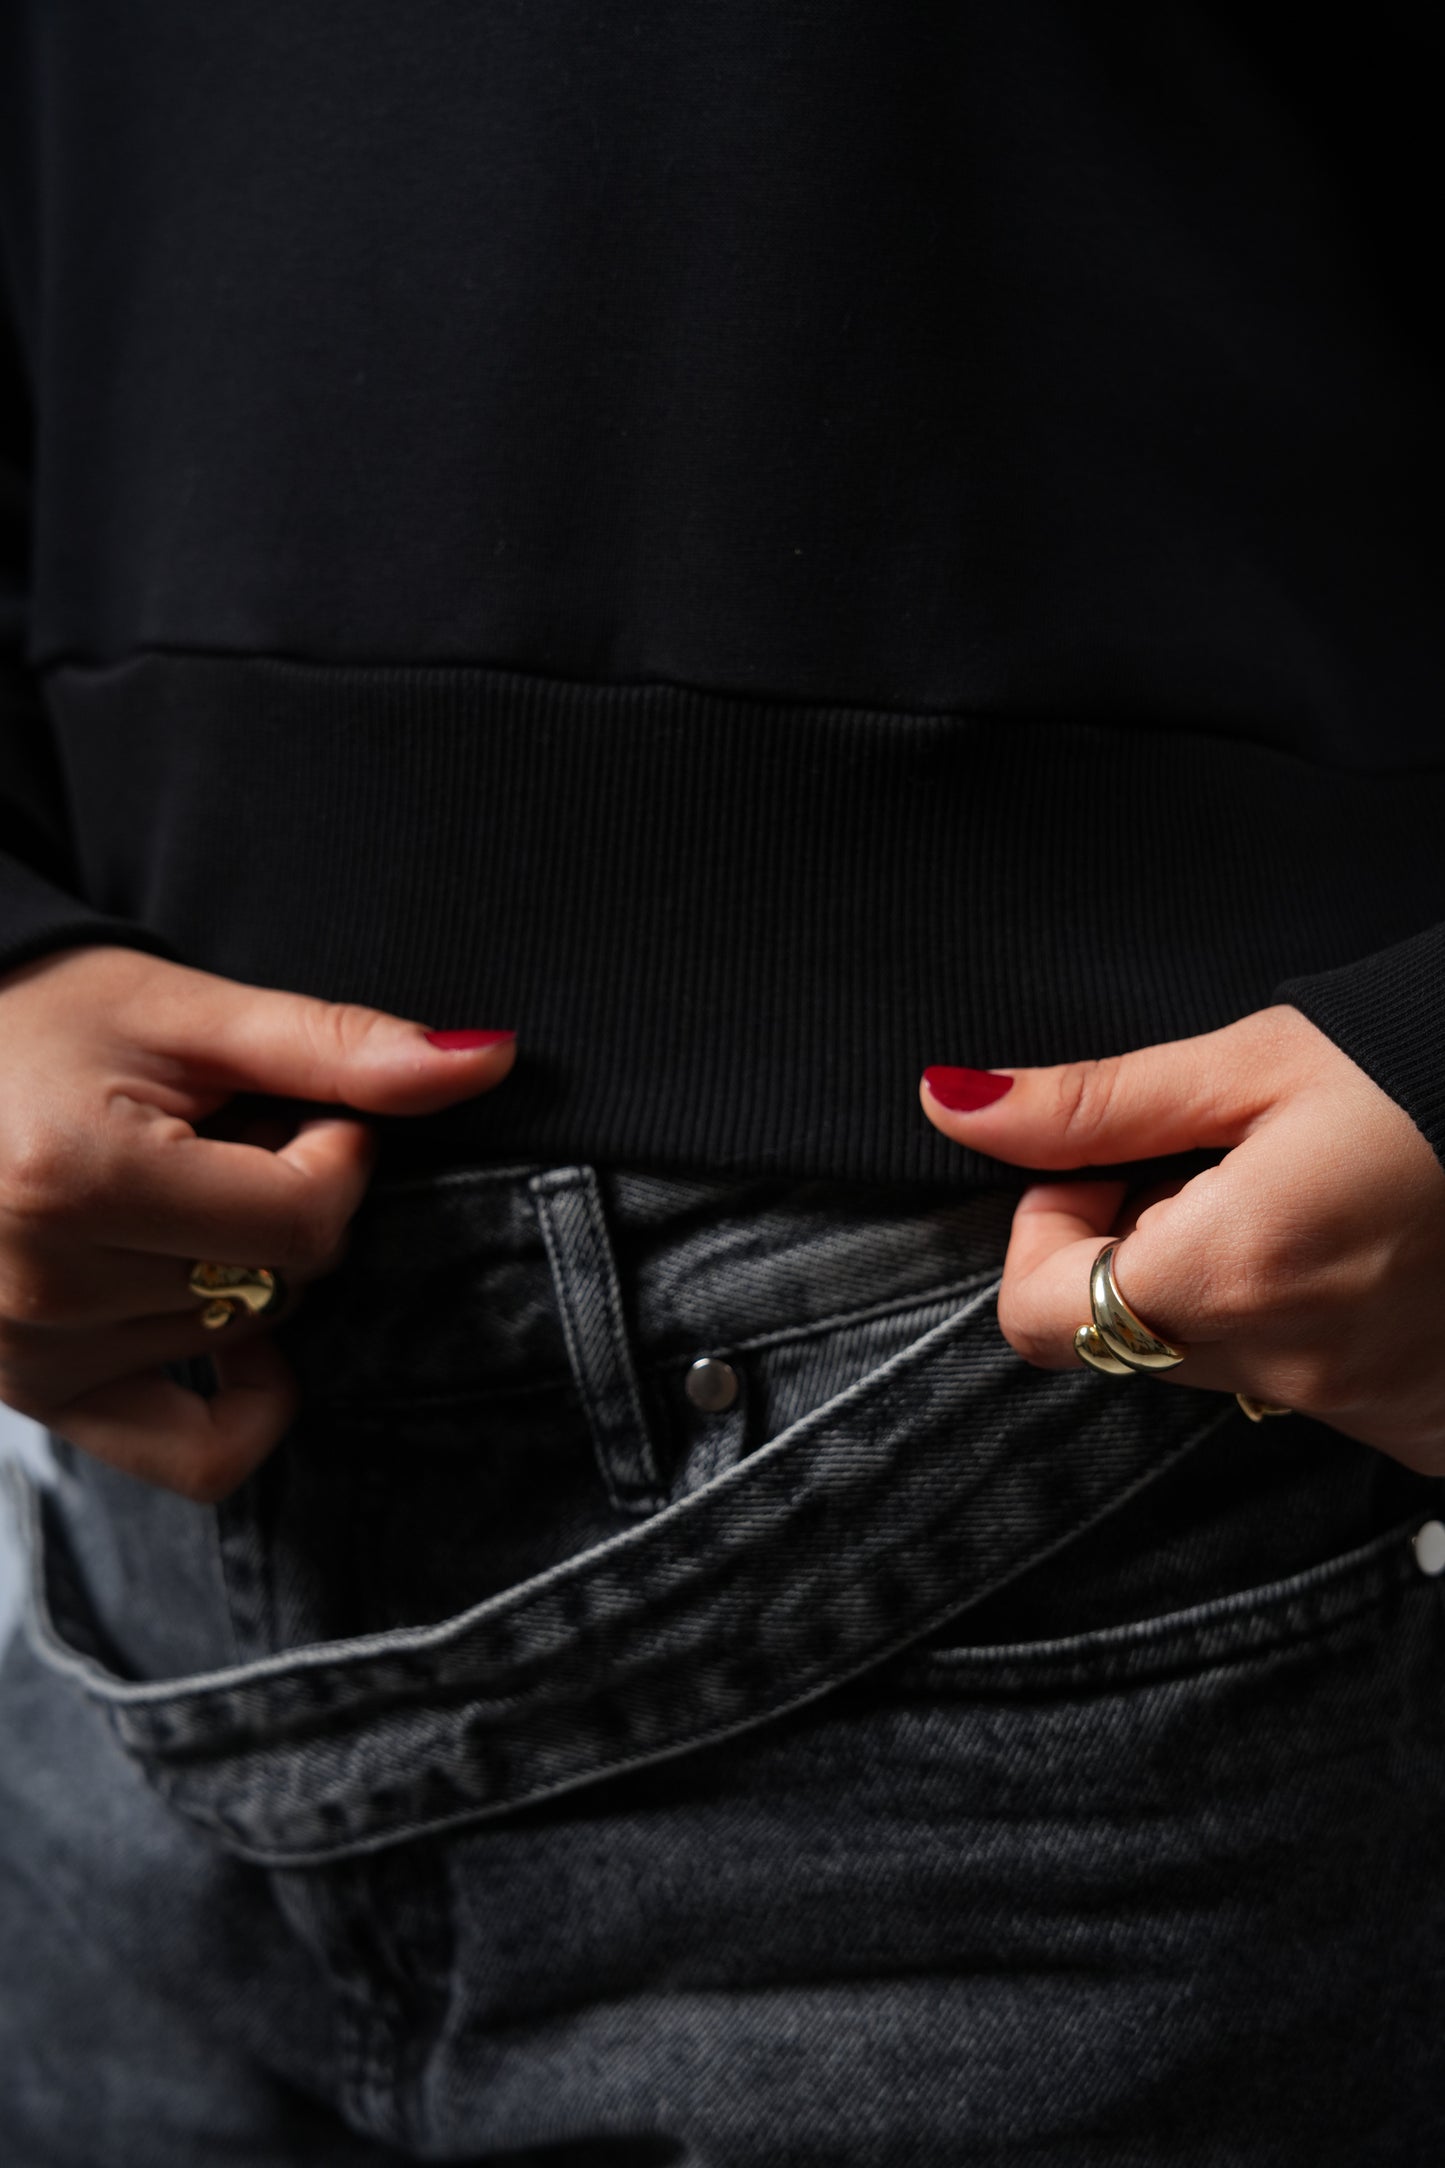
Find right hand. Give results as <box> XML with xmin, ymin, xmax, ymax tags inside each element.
<box><xmin>0</xmin><ymin>944</ymin><xmax>518</xmax><ymax>1501</ymax></box>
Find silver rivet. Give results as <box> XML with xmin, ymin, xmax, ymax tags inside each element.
<box><xmin>684</xmin><ymin>1356</ymin><xmax>740</xmax><ymax>1413</ymax></box>
<box><xmin>1411</xmin><ymin>1519</ymin><xmax>1445</xmax><ymax>1577</ymax></box>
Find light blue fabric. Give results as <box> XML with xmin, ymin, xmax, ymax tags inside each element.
<box><xmin>0</xmin><ymin>1407</ymin><xmax>49</xmax><ymax>1646</ymax></box>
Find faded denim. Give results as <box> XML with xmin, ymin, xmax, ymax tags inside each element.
<box><xmin>2</xmin><ymin>1160</ymin><xmax>1443</xmax><ymax>2165</ymax></box>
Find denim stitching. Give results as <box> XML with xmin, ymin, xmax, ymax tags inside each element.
<box><xmin>306</xmin><ymin>1272</ymin><xmax>1000</xmax><ymax>1420</ymax></box>
<box><xmin>45</xmin><ymin>1482</ymin><xmax>1427</xmax><ymax>1870</ymax></box>
<box><xmin>529</xmin><ymin>1167</ymin><xmax>665</xmax><ymax>1515</ymax></box>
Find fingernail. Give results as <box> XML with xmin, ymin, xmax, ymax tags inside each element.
<box><xmin>423</xmin><ymin>1029</ymin><xmax>517</xmax><ymax>1050</ymax></box>
<box><xmin>922</xmin><ymin>1065</ymin><xmax>1014</xmax><ymax>1110</ymax></box>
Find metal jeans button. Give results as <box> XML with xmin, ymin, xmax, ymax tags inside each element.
<box><xmin>684</xmin><ymin>1356</ymin><xmax>740</xmax><ymax>1412</ymax></box>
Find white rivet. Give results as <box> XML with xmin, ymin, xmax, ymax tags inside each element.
<box><xmin>1411</xmin><ymin>1519</ymin><xmax>1445</xmax><ymax>1577</ymax></box>
<box><xmin>684</xmin><ymin>1356</ymin><xmax>740</xmax><ymax>1413</ymax></box>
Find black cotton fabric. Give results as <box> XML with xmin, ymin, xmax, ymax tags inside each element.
<box><xmin>2</xmin><ymin>3</ymin><xmax>1443</xmax><ymax>1186</ymax></box>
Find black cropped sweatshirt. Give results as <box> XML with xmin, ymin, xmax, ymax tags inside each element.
<box><xmin>2</xmin><ymin>4</ymin><xmax>1443</xmax><ymax>1192</ymax></box>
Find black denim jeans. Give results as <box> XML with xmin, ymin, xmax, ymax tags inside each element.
<box><xmin>2</xmin><ymin>1161</ymin><xmax>1443</xmax><ymax>2164</ymax></box>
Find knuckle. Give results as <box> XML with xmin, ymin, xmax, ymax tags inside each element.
<box><xmin>1180</xmin><ymin>1219</ymin><xmax>1302</xmax><ymax>1337</ymax></box>
<box><xmin>1237</xmin><ymin>1212</ymin><xmax>1331</xmax><ymax>1308</ymax></box>
<box><xmin>0</xmin><ymin>1254</ymin><xmax>81</xmax><ymax>1328</ymax></box>
<box><xmin>1188</xmin><ymin>1254</ymin><xmax>1263</xmax><ymax>1337</ymax></box>
<box><xmin>1258</xmin><ymin>1351</ymin><xmax>1342</xmax><ymax>1412</ymax></box>
<box><xmin>1226</xmin><ymin>1238</ymin><xmax>1291</xmax><ymax>1316</ymax></box>
<box><xmin>0</xmin><ymin>1126</ymin><xmax>84</xmax><ymax>1229</ymax></box>
<box><xmin>305</xmin><ymin>999</ymin><xmax>389</xmax><ymax>1068</ymax></box>
<box><xmin>1051</xmin><ymin>1060</ymin><xmax>1120</xmax><ymax>1151</ymax></box>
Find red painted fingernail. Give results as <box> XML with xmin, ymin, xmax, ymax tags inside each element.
<box><xmin>423</xmin><ymin>1029</ymin><xmax>517</xmax><ymax>1050</ymax></box>
<box><xmin>922</xmin><ymin>1065</ymin><xmax>1014</xmax><ymax>1110</ymax></box>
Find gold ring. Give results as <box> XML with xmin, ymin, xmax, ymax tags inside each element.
<box><xmin>1073</xmin><ymin>1240</ymin><xmax>1185</xmax><ymax>1375</ymax></box>
<box><xmin>1073</xmin><ymin>1239</ymin><xmax>1291</xmax><ymax>1421</ymax></box>
<box><xmin>186</xmin><ymin>1261</ymin><xmax>286</xmax><ymax>1332</ymax></box>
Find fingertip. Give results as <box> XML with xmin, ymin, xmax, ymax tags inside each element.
<box><xmin>278</xmin><ymin>1110</ymin><xmax>378</xmax><ymax>1186</ymax></box>
<box><xmin>359</xmin><ymin>1027</ymin><xmax>519</xmax><ymax>1117</ymax></box>
<box><xmin>920</xmin><ymin>1065</ymin><xmax>1017</xmax><ymax>1114</ymax></box>
<box><xmin>292</xmin><ymin>1108</ymin><xmax>377</xmax><ymax>1145</ymax></box>
<box><xmin>190</xmin><ymin>1342</ymin><xmax>300</xmax><ymax>1496</ymax></box>
<box><xmin>919</xmin><ymin>1069</ymin><xmax>1034</xmax><ymax>1164</ymax></box>
<box><xmin>1003</xmin><ymin>1180</ymin><xmax>1128</xmax><ymax>1283</ymax></box>
<box><xmin>421</xmin><ymin>1029</ymin><xmax>518</xmax><ymax>1051</ymax></box>
<box><xmin>51</xmin><ymin>1358</ymin><xmax>298</xmax><ymax>1504</ymax></box>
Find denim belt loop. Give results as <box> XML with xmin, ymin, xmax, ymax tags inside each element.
<box><xmin>529</xmin><ymin>1166</ymin><xmax>667</xmax><ymax>1515</ymax></box>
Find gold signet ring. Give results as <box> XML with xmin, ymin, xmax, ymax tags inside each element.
<box><xmin>187</xmin><ymin>1261</ymin><xmax>286</xmax><ymax>1332</ymax></box>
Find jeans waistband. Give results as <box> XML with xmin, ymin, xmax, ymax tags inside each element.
<box><xmin>3</xmin><ymin>1161</ymin><xmax>1315</xmax><ymax>1864</ymax></box>
<box><xmin>275</xmin><ymin>1160</ymin><xmax>1020</xmax><ymax>1407</ymax></box>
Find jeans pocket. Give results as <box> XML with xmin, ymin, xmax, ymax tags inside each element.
<box><xmin>882</xmin><ymin>1481</ymin><xmax>1445</xmax><ymax>1702</ymax></box>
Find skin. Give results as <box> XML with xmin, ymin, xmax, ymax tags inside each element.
<box><xmin>919</xmin><ymin>1002</ymin><xmax>1445</xmax><ymax>1477</ymax></box>
<box><xmin>1</xmin><ymin>961</ymin><xmax>1439</xmax><ymax>1496</ymax></box>
<box><xmin>0</xmin><ymin>943</ymin><xmax>515</xmax><ymax>1501</ymax></box>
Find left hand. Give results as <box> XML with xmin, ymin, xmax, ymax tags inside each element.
<box><xmin>919</xmin><ymin>1003</ymin><xmax>1445</xmax><ymax>1476</ymax></box>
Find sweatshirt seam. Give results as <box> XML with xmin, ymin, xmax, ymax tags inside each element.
<box><xmin>33</xmin><ymin>642</ymin><xmax>1445</xmax><ymax>778</ymax></box>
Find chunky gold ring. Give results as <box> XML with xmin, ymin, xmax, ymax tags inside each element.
<box><xmin>186</xmin><ymin>1260</ymin><xmax>286</xmax><ymax>1332</ymax></box>
<box><xmin>1073</xmin><ymin>1239</ymin><xmax>1291</xmax><ymax>1422</ymax></box>
<box><xmin>1075</xmin><ymin>1240</ymin><xmax>1185</xmax><ymax>1374</ymax></box>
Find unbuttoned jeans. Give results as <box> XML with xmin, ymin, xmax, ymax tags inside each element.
<box><xmin>1</xmin><ymin>1160</ymin><xmax>1443</xmax><ymax>2165</ymax></box>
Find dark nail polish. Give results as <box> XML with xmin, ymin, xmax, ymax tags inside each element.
<box><xmin>423</xmin><ymin>1029</ymin><xmax>517</xmax><ymax>1049</ymax></box>
<box><xmin>922</xmin><ymin>1065</ymin><xmax>1014</xmax><ymax>1110</ymax></box>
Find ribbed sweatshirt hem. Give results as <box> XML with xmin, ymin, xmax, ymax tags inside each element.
<box><xmin>21</xmin><ymin>652</ymin><xmax>1445</xmax><ymax>1191</ymax></box>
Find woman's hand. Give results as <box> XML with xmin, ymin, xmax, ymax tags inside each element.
<box><xmin>0</xmin><ymin>944</ymin><xmax>516</xmax><ymax>1500</ymax></box>
<box><xmin>919</xmin><ymin>1003</ymin><xmax>1445</xmax><ymax>1476</ymax></box>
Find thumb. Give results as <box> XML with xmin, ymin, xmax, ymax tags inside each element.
<box><xmin>154</xmin><ymin>970</ymin><xmax>519</xmax><ymax>1117</ymax></box>
<box><xmin>918</xmin><ymin>1010</ymin><xmax>1294</xmax><ymax>1171</ymax></box>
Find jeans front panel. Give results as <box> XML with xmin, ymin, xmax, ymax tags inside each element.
<box><xmin>13</xmin><ymin>1160</ymin><xmax>1339</xmax><ymax>1866</ymax></box>
<box><xmin>410</xmin><ymin>1528</ymin><xmax>1445</xmax><ymax>2167</ymax></box>
<box><xmin>6</xmin><ymin>1159</ymin><xmax>1445</xmax><ymax>2163</ymax></box>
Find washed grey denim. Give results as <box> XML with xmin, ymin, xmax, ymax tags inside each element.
<box><xmin>2</xmin><ymin>1160</ymin><xmax>1443</xmax><ymax>2165</ymax></box>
